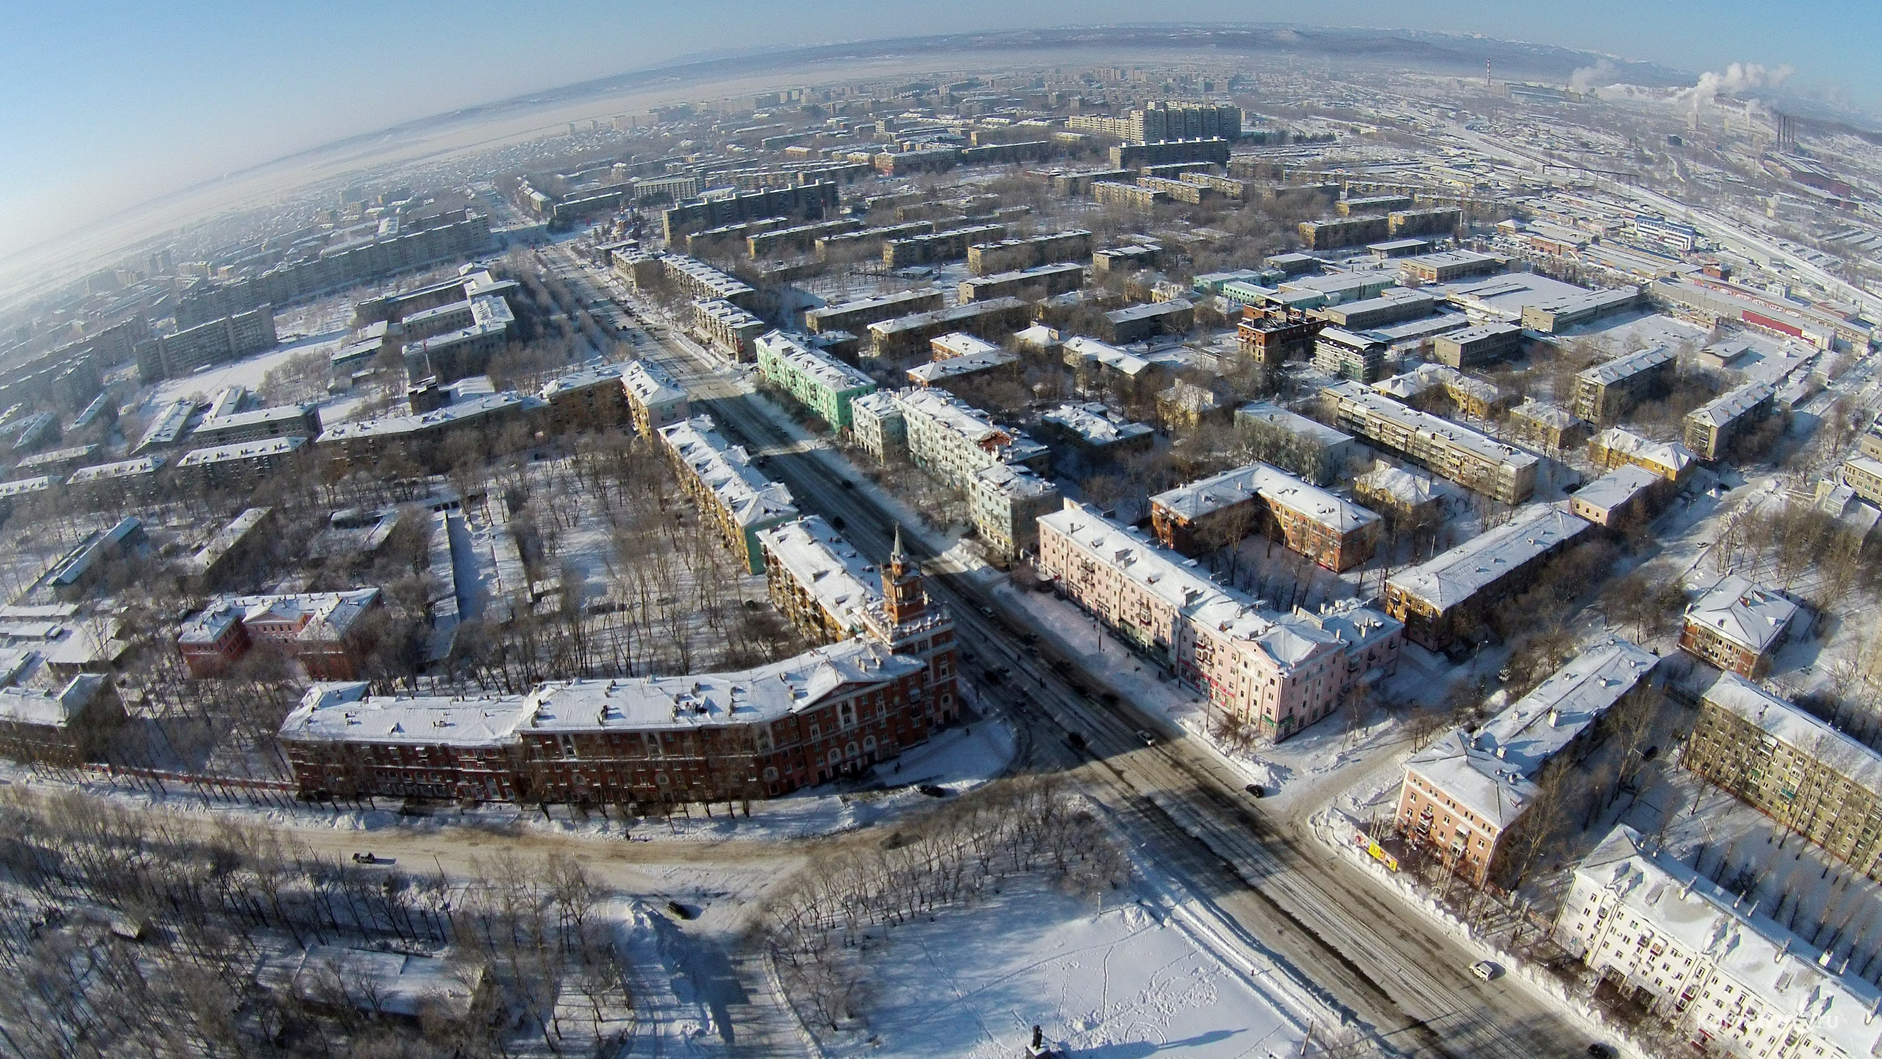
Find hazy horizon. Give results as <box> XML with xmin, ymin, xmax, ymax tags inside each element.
<box><xmin>2</xmin><ymin>1</ymin><xmax>1874</xmax><ymax>271</ymax></box>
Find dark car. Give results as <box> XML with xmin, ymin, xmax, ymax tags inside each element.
<box><xmin>1066</xmin><ymin>732</ymin><xmax>1087</xmax><ymax>750</ymax></box>
<box><xmin>840</xmin><ymin>479</ymin><xmax>856</xmax><ymax>490</ymax></box>
<box><xmin>917</xmin><ymin>784</ymin><xmax>949</xmax><ymax>798</ymax></box>
<box><xmin>1641</xmin><ymin>745</ymin><xmax>1660</xmax><ymax>761</ymax></box>
<box><xmin>1244</xmin><ymin>784</ymin><xmax>1265</xmax><ymax>798</ymax></box>
<box><xmin>665</xmin><ymin>901</ymin><xmax>694</xmax><ymax>920</ymax></box>
<box><xmin>1587</xmin><ymin>1045</ymin><xmax>1615</xmax><ymax>1059</ymax></box>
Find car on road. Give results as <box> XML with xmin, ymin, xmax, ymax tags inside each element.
<box><xmin>978</xmin><ymin>605</ymin><xmax>995</xmax><ymax>617</ymax></box>
<box><xmin>1065</xmin><ymin>732</ymin><xmax>1087</xmax><ymax>750</ymax></box>
<box><xmin>1641</xmin><ymin>745</ymin><xmax>1660</xmax><ymax>761</ymax></box>
<box><xmin>665</xmin><ymin>900</ymin><xmax>694</xmax><ymax>920</ymax></box>
<box><xmin>1136</xmin><ymin>729</ymin><xmax>1156</xmax><ymax>747</ymax></box>
<box><xmin>1586</xmin><ymin>1045</ymin><xmax>1615</xmax><ymax>1059</ymax></box>
<box><xmin>917</xmin><ymin>784</ymin><xmax>949</xmax><ymax>798</ymax></box>
<box><xmin>840</xmin><ymin>479</ymin><xmax>856</xmax><ymax>490</ymax></box>
<box><xmin>1470</xmin><ymin>960</ymin><xmax>1500</xmax><ymax>981</ymax></box>
<box><xmin>1244</xmin><ymin>784</ymin><xmax>1265</xmax><ymax>798</ymax></box>
<box><xmin>351</xmin><ymin>852</ymin><xmax>381</xmax><ymax>864</ymax></box>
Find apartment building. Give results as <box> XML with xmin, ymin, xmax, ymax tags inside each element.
<box><xmin>1399</xmin><ymin>250</ymin><xmax>1506</xmax><ymax>285</ymax></box>
<box><xmin>621</xmin><ymin>360</ymin><xmax>690</xmax><ymax>439</ymax></box>
<box><xmin>1089</xmin><ymin>181</ymin><xmax>1166</xmax><ymax>210</ymax></box>
<box><xmin>1843</xmin><ymin>455</ymin><xmax>1882</xmax><ymax>505</ymax></box>
<box><xmin>1237</xmin><ymin>306</ymin><xmax>1324</xmax><ymax>368</ymax></box>
<box><xmin>540</xmin><ymin>364</ymin><xmax>630</xmax><ymax>434</ymax></box>
<box><xmin>693</xmin><ymin>299</ymin><xmax>766</xmax><ymax>361</ymax></box>
<box><xmin>137</xmin><ymin>307</ymin><xmax>278</xmax><ymax>382</ymax></box>
<box><xmin>1571</xmin><ymin>346</ymin><xmax>1676</xmax><ymax>424</ymax></box>
<box><xmin>966</xmin><ymin>231</ymin><xmax>1093</xmax><ymax>276</ymax></box>
<box><xmin>1431</xmin><ymin>323</ymin><xmax>1524</xmax><ymax>369</ymax></box>
<box><xmin>1568</xmin><ymin>465</ymin><xmax>1669</xmax><ymax>530</ymax></box>
<box><xmin>1299</xmin><ymin>216</ymin><xmax>1391</xmax><ymax>251</ymax></box>
<box><xmin>848</xmin><ymin>391</ymin><xmax>907</xmax><ymax>465</ymax></box>
<box><xmin>1150</xmin><ymin>462</ymin><xmax>1381</xmax><ymax>572</ymax></box>
<box><xmin>175</xmin><ymin>436</ymin><xmax>308</xmax><ymax>491</ymax></box>
<box><xmin>1321</xmin><ymin>382</ymin><xmax>1539</xmax><ymax>504</ymax></box>
<box><xmin>0</xmin><ymin>675</ymin><xmax>121</xmax><ymax>766</ymax></box>
<box><xmin>280</xmin><ymin>534</ymin><xmax>957</xmax><ymax>804</ymax></box>
<box><xmin>1373</xmin><ymin>364</ymin><xmax>1512</xmax><ymax>421</ymax></box>
<box><xmin>1683</xmin><ymin>675</ymin><xmax>1882</xmax><ymax>883</ymax></box>
<box><xmin>1589</xmin><ymin>427</ymin><xmax>1697</xmax><ymax>483</ymax></box>
<box><xmin>1556</xmin><ymin>824</ymin><xmax>1882</xmax><ymax>1059</ymax></box>
<box><xmin>754</xmin><ymin>331</ymin><xmax>877</xmax><ymax>429</ymax></box>
<box><xmin>662</xmin><ymin>256</ymin><xmax>758</xmax><ymax>310</ymax></box>
<box><xmin>66</xmin><ymin>456</ymin><xmax>165</xmax><ymax>507</ymax></box>
<box><xmin>315</xmin><ymin>391</ymin><xmax>546</xmax><ymax>474</ymax></box>
<box><xmin>1353</xmin><ymin>465</ymin><xmax>1444</xmax><ymax>526</ymax></box>
<box><xmin>804</xmin><ymin>288</ymin><xmax>945</xmax><ymax>335</ymax></box>
<box><xmin>882</xmin><ymin>225</ymin><xmax>1006</xmax><ymax>269</ymax></box>
<box><xmin>1385</xmin><ymin>504</ymin><xmax>1593</xmax><ymax>649</ymax></box>
<box><xmin>1110</xmin><ymin>139</ymin><xmax>1232</xmax><ymax>170</ymax></box>
<box><xmin>1387</xmin><ymin>207</ymin><xmax>1462</xmax><ymax>238</ymax></box>
<box><xmin>657</xmin><ymin>416</ymin><xmax>799</xmax><ymax>574</ymax></box>
<box><xmin>176</xmin><ymin>589</ymin><xmax>382</xmax><ymax>680</ymax></box>
<box><xmin>1396</xmin><ymin>641</ymin><xmax>1658</xmax><ymax>884</ymax></box>
<box><xmin>1102</xmin><ymin>300</ymin><xmax>1193</xmax><ymax>344</ymax></box>
<box><xmin>188</xmin><ymin>404</ymin><xmax>322</xmax><ymax>448</ymax></box>
<box><xmin>1677</xmin><ymin>575</ymin><xmax>1799</xmax><ymax>679</ymax></box>
<box><xmin>1234</xmin><ymin>402</ymin><xmax>1356</xmax><ymax>487</ymax></box>
<box><xmin>1068</xmin><ymin>103</ymin><xmax>1242</xmax><ymax>143</ymax></box>
<box><xmin>866</xmin><ymin>297</ymin><xmax>1029</xmax><ymax>362</ymax></box>
<box><xmin>893</xmin><ymin>388</ymin><xmax>1049</xmax><ymax>488</ymax></box>
<box><xmin>905</xmin><ymin>348</ymin><xmax>1020</xmax><ymax>390</ymax></box>
<box><xmin>1312</xmin><ymin>327</ymin><xmax>1391</xmax><ymax>383</ymax></box>
<box><xmin>1036</xmin><ymin>403</ymin><xmax>1155</xmax><ymax>470</ymax></box>
<box><xmin>659</xmin><ymin>182</ymin><xmax>839</xmax><ymax>243</ymax></box>
<box><xmin>757</xmin><ymin>515</ymin><xmax>883</xmax><ymax>644</ymax></box>
<box><xmin>1037</xmin><ymin>502</ymin><xmax>1401</xmax><ymax>742</ymax></box>
<box><xmin>1507</xmin><ymin>400</ymin><xmax>1588</xmax><ymax>455</ymax></box>
<box><xmin>958</xmin><ymin>262</ymin><xmax>1085</xmax><ymax>303</ymax></box>
<box><xmin>969</xmin><ymin>463</ymin><xmax>1061</xmax><ymax>557</ymax></box>
<box><xmin>1684</xmin><ymin>381</ymin><xmax>1776</xmax><ymax>461</ymax></box>
<box><xmin>401</xmin><ymin>294</ymin><xmax>514</xmax><ymax>384</ymax></box>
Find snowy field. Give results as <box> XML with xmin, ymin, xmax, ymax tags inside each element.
<box><xmin>823</xmin><ymin>880</ymin><xmax>1304</xmax><ymax>1059</ymax></box>
<box><xmin>145</xmin><ymin>329</ymin><xmax>346</xmax><ymax>407</ymax></box>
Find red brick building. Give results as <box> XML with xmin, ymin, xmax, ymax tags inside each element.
<box><xmin>1150</xmin><ymin>462</ymin><xmax>1382</xmax><ymax>572</ymax></box>
<box><xmin>177</xmin><ymin>589</ymin><xmax>381</xmax><ymax>679</ymax></box>
<box><xmin>278</xmin><ymin>537</ymin><xmax>960</xmax><ymax>805</ymax></box>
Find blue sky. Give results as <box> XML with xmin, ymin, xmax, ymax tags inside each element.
<box><xmin>0</xmin><ymin>0</ymin><xmax>1873</xmax><ymax>264</ymax></box>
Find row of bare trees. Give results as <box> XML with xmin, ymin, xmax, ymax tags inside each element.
<box><xmin>0</xmin><ymin>787</ymin><xmax>631</xmax><ymax>1058</ymax></box>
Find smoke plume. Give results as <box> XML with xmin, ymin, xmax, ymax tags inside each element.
<box><xmin>1677</xmin><ymin>62</ymin><xmax>1796</xmax><ymax>111</ymax></box>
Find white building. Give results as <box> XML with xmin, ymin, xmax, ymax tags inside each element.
<box><xmin>1557</xmin><ymin>824</ymin><xmax>1882</xmax><ymax>1059</ymax></box>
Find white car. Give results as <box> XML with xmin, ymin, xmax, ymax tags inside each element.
<box><xmin>1470</xmin><ymin>960</ymin><xmax>1500</xmax><ymax>981</ymax></box>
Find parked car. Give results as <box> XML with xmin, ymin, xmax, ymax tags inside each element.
<box><xmin>1066</xmin><ymin>732</ymin><xmax>1087</xmax><ymax>750</ymax></box>
<box><xmin>917</xmin><ymin>784</ymin><xmax>949</xmax><ymax>798</ymax></box>
<box><xmin>1136</xmin><ymin>729</ymin><xmax>1157</xmax><ymax>747</ymax></box>
<box><xmin>1244</xmin><ymin>784</ymin><xmax>1265</xmax><ymax>798</ymax></box>
<box><xmin>1470</xmin><ymin>960</ymin><xmax>1500</xmax><ymax>981</ymax></box>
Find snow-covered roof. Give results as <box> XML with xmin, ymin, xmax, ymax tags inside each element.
<box><xmin>1373</xmin><ymin>364</ymin><xmax>1500</xmax><ymax>406</ymax></box>
<box><xmin>0</xmin><ymin>476</ymin><xmax>54</xmax><ymax>499</ymax></box>
<box><xmin>1062</xmin><ymin>336</ymin><xmax>1154</xmax><ymax>377</ymax></box>
<box><xmin>1511</xmin><ymin>399</ymin><xmax>1578</xmax><ymax>430</ymax></box>
<box><xmin>1409</xmin><ymin>642</ymin><xmax>1656</xmax><ymax>828</ymax></box>
<box><xmin>893</xmin><ymin>389</ymin><xmax>1048</xmax><ymax>464</ymax></box>
<box><xmin>177</xmin><ymin>589</ymin><xmax>381</xmax><ymax>646</ymax></box>
<box><xmin>1322</xmin><ymin>382</ymin><xmax>1538</xmax><ymax>472</ymax></box>
<box><xmin>282</xmin><ymin>638</ymin><xmax>920</xmax><ymax>746</ymax></box>
<box><xmin>184</xmin><ymin>507</ymin><xmax>272</xmax><ymax>573</ymax></box>
<box><xmin>1683</xmin><ymin>575</ymin><xmax>1798</xmax><ymax>655</ymax></box>
<box><xmin>1574</xmin><ymin>824</ymin><xmax>1882</xmax><ymax>1059</ymax></box>
<box><xmin>1572</xmin><ymin>465</ymin><xmax>1662</xmax><ymax>514</ymax></box>
<box><xmin>1687</xmin><ymin>380</ymin><xmax>1776</xmax><ymax>430</ymax></box>
<box><xmin>807</xmin><ymin>287</ymin><xmax>945</xmax><ymax>323</ymax></box>
<box><xmin>1104</xmin><ymin>299</ymin><xmax>1193</xmax><ymax>324</ymax></box>
<box><xmin>1235</xmin><ymin>402</ymin><xmax>1353</xmax><ymax>448</ymax></box>
<box><xmin>867</xmin><ymin>297</ymin><xmax>1026</xmax><ymax>338</ymax></box>
<box><xmin>66</xmin><ymin>457</ymin><xmax>164</xmax><ymax>484</ymax></box>
<box><xmin>1388</xmin><ymin>504</ymin><xmax>1591</xmax><ymax>610</ymax></box>
<box><xmin>972</xmin><ymin>462</ymin><xmax>1057</xmax><ymax>500</ymax></box>
<box><xmin>174</xmin><ymin>435</ymin><xmax>307</xmax><ymax>468</ymax></box>
<box><xmin>1040</xmin><ymin>403</ymin><xmax>1152</xmax><ymax>447</ymax></box>
<box><xmin>1354</xmin><ymin>464</ymin><xmax>1440</xmax><ymax>507</ymax></box>
<box><xmin>1153</xmin><ymin>462</ymin><xmax>1380</xmax><ymax>534</ymax></box>
<box><xmin>930</xmin><ymin>332</ymin><xmax>1003</xmax><ymax>360</ymax></box>
<box><xmin>1702</xmin><ymin>675</ymin><xmax>1882</xmax><ymax>793</ymax></box>
<box><xmin>756</xmin><ymin>331</ymin><xmax>875</xmax><ymax>392</ymax></box>
<box><xmin>1592</xmin><ymin>428</ymin><xmax>1694</xmax><ymax>475</ymax></box>
<box><xmin>755</xmin><ymin>516</ymin><xmax>882</xmax><ymax>634</ymax></box>
<box><xmin>1578</xmin><ymin>345</ymin><xmax>1675</xmax><ymax>387</ymax></box>
<box><xmin>1012</xmin><ymin>324</ymin><xmax>1062</xmax><ymax>350</ymax></box>
<box><xmin>1039</xmin><ymin>502</ymin><xmax>1395</xmax><ymax>673</ymax></box>
<box><xmin>657</xmin><ymin>416</ymin><xmax>799</xmax><ymax>529</ymax></box>
<box><xmin>907</xmin><ymin>348</ymin><xmax>1018</xmax><ymax>385</ymax></box>
<box><xmin>621</xmin><ymin>359</ymin><xmax>686</xmax><ymax>406</ymax></box>
<box><xmin>317</xmin><ymin>392</ymin><xmax>544</xmax><ymax>441</ymax></box>
<box><xmin>539</xmin><ymin>362</ymin><xmax>624</xmax><ymax>398</ymax></box>
<box><xmin>0</xmin><ymin>674</ymin><xmax>106</xmax><ymax>729</ymax></box>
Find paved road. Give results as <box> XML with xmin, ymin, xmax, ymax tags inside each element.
<box><xmin>584</xmin><ymin>271</ymin><xmax>1604</xmax><ymax>1057</ymax></box>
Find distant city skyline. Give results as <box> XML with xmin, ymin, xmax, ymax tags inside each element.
<box><xmin>0</xmin><ymin>1</ymin><xmax>1873</xmax><ymax>266</ymax></box>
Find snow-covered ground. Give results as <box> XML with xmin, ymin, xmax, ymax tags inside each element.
<box><xmin>821</xmin><ymin>879</ymin><xmax>1305</xmax><ymax>1059</ymax></box>
<box><xmin>1560</xmin><ymin>308</ymin><xmax>1708</xmax><ymax>355</ymax></box>
<box><xmin>145</xmin><ymin>329</ymin><xmax>346</xmax><ymax>407</ymax></box>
